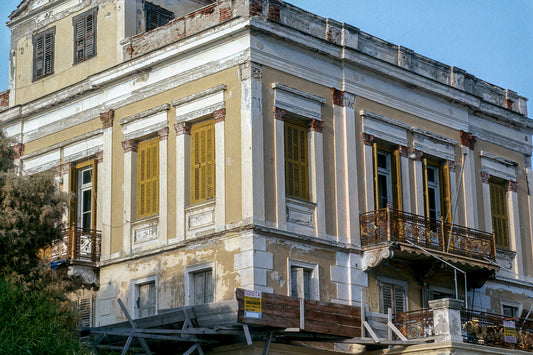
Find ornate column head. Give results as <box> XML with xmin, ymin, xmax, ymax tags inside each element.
<box><xmin>460</xmin><ymin>130</ymin><xmax>476</xmax><ymax>150</ymax></box>
<box><xmin>362</xmin><ymin>133</ymin><xmax>374</xmax><ymax>146</ymax></box>
<box><xmin>174</xmin><ymin>122</ymin><xmax>191</xmax><ymax>136</ymax></box>
<box><xmin>122</xmin><ymin>139</ymin><xmax>138</xmax><ymax>153</ymax></box>
<box><xmin>158</xmin><ymin>127</ymin><xmax>169</xmax><ymax>141</ymax></box>
<box><xmin>480</xmin><ymin>171</ymin><xmax>490</xmax><ymax>184</ymax></box>
<box><xmin>331</xmin><ymin>87</ymin><xmax>344</xmax><ymax>106</ymax></box>
<box><xmin>274</xmin><ymin>107</ymin><xmax>285</xmax><ymax>121</ymax></box>
<box><xmin>96</xmin><ymin>151</ymin><xmax>104</xmax><ymax>163</ymax></box>
<box><xmin>100</xmin><ymin>109</ymin><xmax>114</xmax><ymax>129</ymax></box>
<box><xmin>507</xmin><ymin>180</ymin><xmax>518</xmax><ymax>193</ymax></box>
<box><xmin>444</xmin><ymin>160</ymin><xmax>456</xmax><ymax>172</ymax></box>
<box><xmin>12</xmin><ymin>143</ymin><xmax>23</xmax><ymax>160</ymax></box>
<box><xmin>213</xmin><ymin>108</ymin><xmax>226</xmax><ymax>123</ymax></box>
<box><xmin>410</xmin><ymin>148</ymin><xmax>423</xmax><ymax>161</ymax></box>
<box><xmin>308</xmin><ymin>119</ymin><xmax>324</xmax><ymax>133</ymax></box>
<box><xmin>398</xmin><ymin>145</ymin><xmax>409</xmax><ymax>158</ymax></box>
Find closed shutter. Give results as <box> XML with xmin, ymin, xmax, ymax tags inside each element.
<box><xmin>74</xmin><ymin>9</ymin><xmax>96</xmax><ymax>63</ymax></box>
<box><xmin>394</xmin><ymin>286</ymin><xmax>406</xmax><ymax>313</ymax></box>
<box><xmin>380</xmin><ymin>282</ymin><xmax>406</xmax><ymax>313</ymax></box>
<box><xmin>490</xmin><ymin>180</ymin><xmax>509</xmax><ymax>248</ymax></box>
<box><xmin>137</xmin><ymin>138</ymin><xmax>159</xmax><ymax>219</ymax></box>
<box><xmin>77</xmin><ymin>296</ymin><xmax>92</xmax><ymax>327</ymax></box>
<box><xmin>381</xmin><ymin>283</ymin><xmax>393</xmax><ymax>313</ymax></box>
<box><xmin>190</xmin><ymin>120</ymin><xmax>215</xmax><ymax>204</ymax></box>
<box><xmin>284</xmin><ymin>118</ymin><xmax>308</xmax><ymax>200</ymax></box>
<box><xmin>33</xmin><ymin>28</ymin><xmax>55</xmax><ymax>80</ymax></box>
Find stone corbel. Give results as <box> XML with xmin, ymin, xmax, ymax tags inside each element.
<box><xmin>362</xmin><ymin>245</ymin><xmax>393</xmax><ymax>270</ymax></box>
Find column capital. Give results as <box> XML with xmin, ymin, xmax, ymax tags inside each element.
<box><xmin>480</xmin><ymin>171</ymin><xmax>490</xmax><ymax>184</ymax></box>
<box><xmin>460</xmin><ymin>130</ymin><xmax>476</xmax><ymax>150</ymax></box>
<box><xmin>213</xmin><ymin>108</ymin><xmax>226</xmax><ymax>123</ymax></box>
<box><xmin>122</xmin><ymin>139</ymin><xmax>138</xmax><ymax>153</ymax></box>
<box><xmin>174</xmin><ymin>122</ymin><xmax>191</xmax><ymax>136</ymax></box>
<box><xmin>60</xmin><ymin>162</ymin><xmax>72</xmax><ymax>175</ymax></box>
<box><xmin>96</xmin><ymin>150</ymin><xmax>104</xmax><ymax>163</ymax></box>
<box><xmin>274</xmin><ymin>107</ymin><xmax>285</xmax><ymax>121</ymax></box>
<box><xmin>158</xmin><ymin>127</ymin><xmax>169</xmax><ymax>141</ymax></box>
<box><xmin>308</xmin><ymin>119</ymin><xmax>324</xmax><ymax>133</ymax></box>
<box><xmin>508</xmin><ymin>180</ymin><xmax>518</xmax><ymax>193</ymax></box>
<box><xmin>100</xmin><ymin>109</ymin><xmax>114</xmax><ymax>129</ymax></box>
<box><xmin>331</xmin><ymin>87</ymin><xmax>355</xmax><ymax>108</ymax></box>
<box><xmin>444</xmin><ymin>159</ymin><xmax>456</xmax><ymax>172</ymax></box>
<box><xmin>362</xmin><ymin>132</ymin><xmax>374</xmax><ymax>146</ymax></box>
<box><xmin>398</xmin><ymin>145</ymin><xmax>409</xmax><ymax>158</ymax></box>
<box><xmin>12</xmin><ymin>143</ymin><xmax>23</xmax><ymax>159</ymax></box>
<box><xmin>410</xmin><ymin>148</ymin><xmax>423</xmax><ymax>161</ymax></box>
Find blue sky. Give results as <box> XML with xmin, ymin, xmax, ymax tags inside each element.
<box><xmin>1</xmin><ymin>0</ymin><xmax>532</xmax><ymax>113</ymax></box>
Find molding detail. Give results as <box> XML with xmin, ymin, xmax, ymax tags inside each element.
<box><xmin>119</xmin><ymin>104</ymin><xmax>170</xmax><ymax>126</ymax></box>
<box><xmin>174</xmin><ymin>122</ymin><xmax>191</xmax><ymax>136</ymax></box>
<box><xmin>274</xmin><ymin>107</ymin><xmax>285</xmax><ymax>121</ymax></box>
<box><xmin>239</xmin><ymin>62</ymin><xmax>262</xmax><ymax>81</ymax></box>
<box><xmin>61</xmin><ymin>162</ymin><xmax>72</xmax><ymax>176</ymax></box>
<box><xmin>362</xmin><ymin>246</ymin><xmax>393</xmax><ymax>270</ymax></box>
<box><xmin>507</xmin><ymin>180</ymin><xmax>518</xmax><ymax>193</ymax></box>
<box><xmin>362</xmin><ymin>133</ymin><xmax>374</xmax><ymax>146</ymax></box>
<box><xmin>122</xmin><ymin>139</ymin><xmax>138</xmax><ymax>153</ymax></box>
<box><xmin>100</xmin><ymin>109</ymin><xmax>114</xmax><ymax>129</ymax></box>
<box><xmin>480</xmin><ymin>171</ymin><xmax>490</xmax><ymax>184</ymax></box>
<box><xmin>496</xmin><ymin>248</ymin><xmax>517</xmax><ymax>269</ymax></box>
<box><xmin>213</xmin><ymin>108</ymin><xmax>226</xmax><ymax>123</ymax></box>
<box><xmin>158</xmin><ymin>127</ymin><xmax>169</xmax><ymax>141</ymax></box>
<box><xmin>460</xmin><ymin>130</ymin><xmax>476</xmax><ymax>150</ymax></box>
<box><xmin>308</xmin><ymin>119</ymin><xmax>324</xmax><ymax>133</ymax></box>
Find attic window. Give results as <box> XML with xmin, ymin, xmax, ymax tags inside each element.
<box><xmin>32</xmin><ymin>27</ymin><xmax>55</xmax><ymax>81</ymax></box>
<box><xmin>144</xmin><ymin>2</ymin><xmax>174</xmax><ymax>32</ymax></box>
<box><xmin>73</xmin><ymin>8</ymin><xmax>97</xmax><ymax>64</ymax></box>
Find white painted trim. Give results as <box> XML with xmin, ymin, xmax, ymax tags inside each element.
<box><xmin>215</xmin><ymin>120</ymin><xmax>225</xmax><ymax>231</ymax></box>
<box><xmin>480</xmin><ymin>151</ymin><xmax>517</xmax><ymax>181</ymax></box>
<box><xmin>507</xmin><ymin>189</ymin><xmax>522</xmax><ymax>275</ymax></box>
<box><xmin>288</xmin><ymin>259</ymin><xmax>320</xmax><ymax>301</ymax></box>
<box><xmin>272</xmin><ymin>83</ymin><xmax>325</xmax><ymax>120</ymax></box>
<box><xmin>174</xmin><ymin>133</ymin><xmax>190</xmax><ymax>242</ymax></box>
<box><xmin>461</xmin><ymin>149</ymin><xmax>478</xmax><ymax>228</ymax></box>
<box><xmin>412</xmin><ymin>159</ymin><xmax>424</xmax><ymax>216</ymax></box>
<box><xmin>360</xmin><ymin>110</ymin><xmax>409</xmax><ymax>147</ymax></box>
<box><xmin>159</xmin><ymin>138</ymin><xmax>168</xmax><ymax>245</ymax></box>
<box><xmin>121</xmin><ymin>110</ymin><xmax>168</xmax><ymax>141</ymax></box>
<box><xmin>274</xmin><ymin>118</ymin><xmax>286</xmax><ymax>229</ymax></box>
<box><xmin>309</xmin><ymin>129</ymin><xmax>326</xmax><ymax>238</ymax></box>
<box><xmin>363</xmin><ymin>144</ymin><xmax>375</xmax><ymax>212</ymax></box>
<box><xmin>123</xmin><ymin>150</ymin><xmax>136</xmax><ymax>256</ymax></box>
<box><xmin>411</xmin><ymin>128</ymin><xmax>456</xmax><ymax>161</ymax></box>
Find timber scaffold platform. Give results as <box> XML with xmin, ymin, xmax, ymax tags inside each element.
<box><xmin>83</xmin><ymin>288</ymin><xmax>429</xmax><ymax>354</ymax></box>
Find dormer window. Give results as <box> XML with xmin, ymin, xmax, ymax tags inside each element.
<box><xmin>144</xmin><ymin>2</ymin><xmax>174</xmax><ymax>32</ymax></box>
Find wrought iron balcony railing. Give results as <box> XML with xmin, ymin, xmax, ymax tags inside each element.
<box><xmin>360</xmin><ymin>206</ymin><xmax>496</xmax><ymax>261</ymax></box>
<box><xmin>51</xmin><ymin>227</ymin><xmax>101</xmax><ymax>264</ymax></box>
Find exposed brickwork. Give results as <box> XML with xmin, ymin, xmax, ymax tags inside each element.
<box><xmin>122</xmin><ymin>139</ymin><xmax>138</xmax><ymax>153</ymax></box>
<box><xmin>174</xmin><ymin>122</ymin><xmax>191</xmax><ymax>136</ymax></box>
<box><xmin>460</xmin><ymin>130</ymin><xmax>476</xmax><ymax>150</ymax></box>
<box><xmin>219</xmin><ymin>5</ymin><xmax>232</xmax><ymax>22</ymax></box>
<box><xmin>480</xmin><ymin>171</ymin><xmax>490</xmax><ymax>184</ymax></box>
<box><xmin>273</xmin><ymin>107</ymin><xmax>285</xmax><ymax>121</ymax></box>
<box><xmin>331</xmin><ymin>87</ymin><xmax>344</xmax><ymax>106</ymax></box>
<box><xmin>100</xmin><ymin>109</ymin><xmax>114</xmax><ymax>129</ymax></box>
<box><xmin>267</xmin><ymin>0</ymin><xmax>280</xmax><ymax>21</ymax></box>
<box><xmin>213</xmin><ymin>108</ymin><xmax>226</xmax><ymax>123</ymax></box>
<box><xmin>308</xmin><ymin>119</ymin><xmax>324</xmax><ymax>133</ymax></box>
<box><xmin>250</xmin><ymin>0</ymin><xmax>263</xmax><ymax>16</ymax></box>
<box><xmin>362</xmin><ymin>133</ymin><xmax>374</xmax><ymax>146</ymax></box>
<box><xmin>508</xmin><ymin>180</ymin><xmax>518</xmax><ymax>193</ymax></box>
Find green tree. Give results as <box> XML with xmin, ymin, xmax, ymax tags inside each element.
<box><xmin>0</xmin><ymin>133</ymin><xmax>83</xmax><ymax>353</ymax></box>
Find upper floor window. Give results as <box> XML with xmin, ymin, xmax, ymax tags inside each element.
<box><xmin>32</xmin><ymin>27</ymin><xmax>55</xmax><ymax>81</ymax></box>
<box><xmin>70</xmin><ymin>160</ymin><xmax>97</xmax><ymax>230</ymax></box>
<box><xmin>379</xmin><ymin>281</ymin><xmax>406</xmax><ymax>314</ymax></box>
<box><xmin>137</xmin><ymin>138</ymin><xmax>159</xmax><ymax>219</ymax></box>
<box><xmin>423</xmin><ymin>159</ymin><xmax>451</xmax><ymax>222</ymax></box>
<box><xmin>73</xmin><ymin>8</ymin><xmax>97</xmax><ymax>64</ymax></box>
<box><xmin>190</xmin><ymin>120</ymin><xmax>215</xmax><ymax>205</ymax></box>
<box><xmin>490</xmin><ymin>178</ymin><xmax>509</xmax><ymax>249</ymax></box>
<box><xmin>144</xmin><ymin>1</ymin><xmax>174</xmax><ymax>32</ymax></box>
<box><xmin>373</xmin><ymin>145</ymin><xmax>401</xmax><ymax>209</ymax></box>
<box><xmin>285</xmin><ymin>118</ymin><xmax>309</xmax><ymax>200</ymax></box>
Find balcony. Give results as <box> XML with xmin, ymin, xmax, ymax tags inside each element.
<box><xmin>51</xmin><ymin>227</ymin><xmax>101</xmax><ymax>265</ymax></box>
<box><xmin>360</xmin><ymin>207</ymin><xmax>497</xmax><ymax>274</ymax></box>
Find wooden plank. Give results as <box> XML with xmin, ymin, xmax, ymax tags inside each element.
<box><xmin>238</xmin><ymin>311</ymin><xmax>299</xmax><ymax>328</ymax></box>
<box><xmin>303</xmin><ymin>320</ymin><xmax>361</xmax><ymax>338</ymax></box>
<box><xmin>192</xmin><ymin>300</ymin><xmax>238</xmax><ymax>317</ymax></box>
<box><xmin>237</xmin><ymin>299</ymin><xmax>300</xmax><ymax>318</ymax></box>
<box><xmin>304</xmin><ymin>299</ymin><xmax>361</xmax><ymax>317</ymax></box>
<box><xmin>387</xmin><ymin>321</ymin><xmax>408</xmax><ymax>341</ymax></box>
<box><xmin>304</xmin><ymin>308</ymin><xmax>361</xmax><ymax>325</ymax></box>
<box><xmin>363</xmin><ymin>321</ymin><xmax>380</xmax><ymax>343</ymax></box>
<box><xmin>243</xmin><ymin>324</ymin><xmax>252</xmax><ymax>346</ymax></box>
<box><xmin>196</xmin><ymin>313</ymin><xmax>239</xmax><ymax>327</ymax></box>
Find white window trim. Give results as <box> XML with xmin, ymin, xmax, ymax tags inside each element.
<box><xmin>288</xmin><ymin>259</ymin><xmax>319</xmax><ymax>301</ymax></box>
<box><xmin>185</xmin><ymin>262</ymin><xmax>215</xmax><ymax>306</ymax></box>
<box><xmin>376</xmin><ymin>276</ymin><xmax>408</xmax><ymax>314</ymax></box>
<box><xmin>360</xmin><ymin>110</ymin><xmax>409</xmax><ymax>147</ymax></box>
<box><xmin>411</xmin><ymin>127</ymin><xmax>457</xmax><ymax>162</ymax></box>
<box><xmin>501</xmin><ymin>300</ymin><xmax>521</xmax><ymax>318</ymax></box>
<box><xmin>131</xmin><ymin>275</ymin><xmax>158</xmax><ymax>319</ymax></box>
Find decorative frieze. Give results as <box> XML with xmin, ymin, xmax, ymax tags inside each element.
<box><xmin>121</xmin><ymin>139</ymin><xmax>138</xmax><ymax>153</ymax></box>
<box><xmin>410</xmin><ymin>148</ymin><xmax>423</xmax><ymax>161</ymax></box>
<box><xmin>100</xmin><ymin>109</ymin><xmax>114</xmax><ymax>129</ymax></box>
<box><xmin>266</xmin><ymin>0</ymin><xmax>280</xmax><ymax>21</ymax></box>
<box><xmin>308</xmin><ymin>119</ymin><xmax>324</xmax><ymax>133</ymax></box>
<box><xmin>460</xmin><ymin>130</ymin><xmax>476</xmax><ymax>150</ymax></box>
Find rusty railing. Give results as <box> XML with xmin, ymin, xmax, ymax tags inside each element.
<box><xmin>461</xmin><ymin>309</ymin><xmax>533</xmax><ymax>351</ymax></box>
<box><xmin>393</xmin><ymin>309</ymin><xmax>434</xmax><ymax>339</ymax></box>
<box><xmin>360</xmin><ymin>206</ymin><xmax>496</xmax><ymax>261</ymax></box>
<box><xmin>52</xmin><ymin>227</ymin><xmax>101</xmax><ymax>263</ymax></box>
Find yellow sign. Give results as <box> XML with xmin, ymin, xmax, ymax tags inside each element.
<box><xmin>244</xmin><ymin>289</ymin><xmax>262</xmax><ymax>319</ymax></box>
<box><xmin>503</xmin><ymin>320</ymin><xmax>517</xmax><ymax>344</ymax></box>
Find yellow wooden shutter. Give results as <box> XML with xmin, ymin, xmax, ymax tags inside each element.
<box><xmin>137</xmin><ymin>138</ymin><xmax>159</xmax><ymax>219</ymax></box>
<box><xmin>393</xmin><ymin>149</ymin><xmax>402</xmax><ymax>210</ymax></box>
<box><xmin>441</xmin><ymin>163</ymin><xmax>452</xmax><ymax>223</ymax></box>
<box><xmin>190</xmin><ymin>120</ymin><xmax>215</xmax><ymax>204</ymax></box>
<box><xmin>284</xmin><ymin>118</ymin><xmax>308</xmax><ymax>200</ymax></box>
<box><xmin>69</xmin><ymin>164</ymin><xmax>78</xmax><ymax>228</ymax></box>
<box><xmin>490</xmin><ymin>180</ymin><xmax>509</xmax><ymax>248</ymax></box>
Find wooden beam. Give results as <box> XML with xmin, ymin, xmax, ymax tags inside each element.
<box><xmin>262</xmin><ymin>331</ymin><xmax>273</xmax><ymax>355</ymax></box>
<box><xmin>387</xmin><ymin>321</ymin><xmax>408</xmax><ymax>341</ymax></box>
<box><xmin>183</xmin><ymin>343</ymin><xmax>203</xmax><ymax>355</ymax></box>
<box><xmin>117</xmin><ymin>298</ymin><xmax>152</xmax><ymax>355</ymax></box>
<box><xmin>363</xmin><ymin>321</ymin><xmax>380</xmax><ymax>343</ymax></box>
<box><xmin>300</xmin><ymin>298</ymin><xmax>305</xmax><ymax>330</ymax></box>
<box><xmin>243</xmin><ymin>324</ymin><xmax>252</xmax><ymax>345</ymax></box>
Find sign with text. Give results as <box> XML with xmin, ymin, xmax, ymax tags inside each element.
<box><xmin>503</xmin><ymin>320</ymin><xmax>517</xmax><ymax>343</ymax></box>
<box><xmin>243</xmin><ymin>289</ymin><xmax>262</xmax><ymax>319</ymax></box>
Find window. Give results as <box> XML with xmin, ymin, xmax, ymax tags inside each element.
<box><xmin>373</xmin><ymin>145</ymin><xmax>401</xmax><ymax>209</ymax></box>
<box><xmin>144</xmin><ymin>1</ymin><xmax>174</xmax><ymax>32</ymax></box>
<box><xmin>136</xmin><ymin>281</ymin><xmax>156</xmax><ymax>318</ymax></box>
<box><xmin>190</xmin><ymin>120</ymin><xmax>215</xmax><ymax>204</ymax></box>
<box><xmin>137</xmin><ymin>138</ymin><xmax>159</xmax><ymax>219</ymax></box>
<box><xmin>75</xmin><ymin>296</ymin><xmax>93</xmax><ymax>327</ymax></box>
<box><xmin>490</xmin><ymin>179</ymin><xmax>509</xmax><ymax>249</ymax></box>
<box><xmin>285</xmin><ymin>118</ymin><xmax>309</xmax><ymax>200</ymax></box>
<box><xmin>70</xmin><ymin>160</ymin><xmax>97</xmax><ymax>230</ymax></box>
<box><xmin>291</xmin><ymin>266</ymin><xmax>311</xmax><ymax>299</ymax></box>
<box><xmin>422</xmin><ymin>287</ymin><xmax>454</xmax><ymax>308</ymax></box>
<box><xmin>380</xmin><ymin>282</ymin><xmax>406</xmax><ymax>313</ymax></box>
<box><xmin>423</xmin><ymin>160</ymin><xmax>451</xmax><ymax>222</ymax></box>
<box><xmin>32</xmin><ymin>27</ymin><xmax>55</xmax><ymax>81</ymax></box>
<box><xmin>502</xmin><ymin>304</ymin><xmax>519</xmax><ymax>318</ymax></box>
<box><xmin>191</xmin><ymin>269</ymin><xmax>214</xmax><ymax>305</ymax></box>
<box><xmin>73</xmin><ymin>8</ymin><xmax>97</xmax><ymax>64</ymax></box>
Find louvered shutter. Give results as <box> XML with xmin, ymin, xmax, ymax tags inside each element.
<box><xmin>137</xmin><ymin>138</ymin><xmax>159</xmax><ymax>219</ymax></box>
<box><xmin>441</xmin><ymin>163</ymin><xmax>452</xmax><ymax>223</ymax></box>
<box><xmin>205</xmin><ymin>269</ymin><xmax>214</xmax><ymax>303</ymax></box>
<box><xmin>190</xmin><ymin>120</ymin><xmax>215</xmax><ymax>204</ymax></box>
<box><xmin>33</xmin><ymin>28</ymin><xmax>55</xmax><ymax>80</ymax></box>
<box><xmin>74</xmin><ymin>9</ymin><xmax>96</xmax><ymax>63</ymax></box>
<box><xmin>381</xmin><ymin>283</ymin><xmax>393</xmax><ymax>313</ymax></box>
<box><xmin>394</xmin><ymin>286</ymin><xmax>406</xmax><ymax>313</ymax></box>
<box><xmin>43</xmin><ymin>32</ymin><xmax>53</xmax><ymax>75</ymax></box>
<box><xmin>490</xmin><ymin>181</ymin><xmax>509</xmax><ymax>248</ymax></box>
<box><xmin>284</xmin><ymin>118</ymin><xmax>308</xmax><ymax>200</ymax></box>
<box><xmin>77</xmin><ymin>297</ymin><xmax>92</xmax><ymax>327</ymax></box>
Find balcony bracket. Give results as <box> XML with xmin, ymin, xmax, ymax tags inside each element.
<box><xmin>362</xmin><ymin>245</ymin><xmax>394</xmax><ymax>271</ymax></box>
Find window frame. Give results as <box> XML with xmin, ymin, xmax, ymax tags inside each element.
<box><xmin>190</xmin><ymin>119</ymin><xmax>216</xmax><ymax>205</ymax></box>
<box><xmin>284</xmin><ymin>117</ymin><xmax>309</xmax><ymax>201</ymax></box>
<box><xmin>144</xmin><ymin>1</ymin><xmax>174</xmax><ymax>32</ymax></box>
<box><xmin>136</xmin><ymin>137</ymin><xmax>160</xmax><ymax>220</ymax></box>
<box><xmin>132</xmin><ymin>276</ymin><xmax>158</xmax><ymax>319</ymax></box>
<box><xmin>288</xmin><ymin>260</ymin><xmax>319</xmax><ymax>300</ymax></box>
<box><xmin>422</xmin><ymin>158</ymin><xmax>452</xmax><ymax>222</ymax></box>
<box><xmin>72</xmin><ymin>8</ymin><xmax>97</xmax><ymax>64</ymax></box>
<box><xmin>378</xmin><ymin>277</ymin><xmax>408</xmax><ymax>314</ymax></box>
<box><xmin>373</xmin><ymin>144</ymin><xmax>402</xmax><ymax>210</ymax></box>
<box><xmin>185</xmin><ymin>263</ymin><xmax>215</xmax><ymax>306</ymax></box>
<box><xmin>32</xmin><ymin>26</ymin><xmax>56</xmax><ymax>81</ymax></box>
<box><xmin>69</xmin><ymin>159</ymin><xmax>97</xmax><ymax>231</ymax></box>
